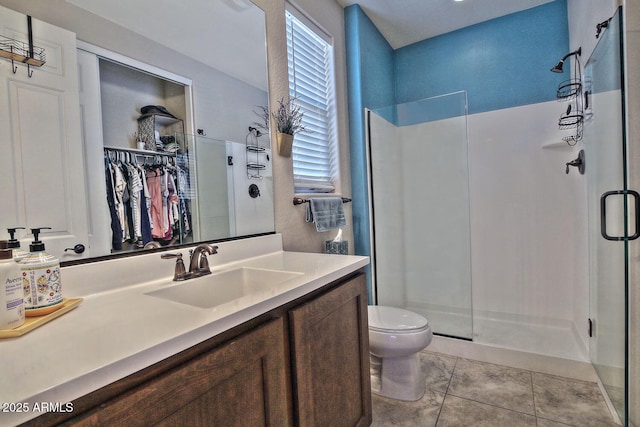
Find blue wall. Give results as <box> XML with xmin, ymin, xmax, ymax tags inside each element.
<box><xmin>394</xmin><ymin>0</ymin><xmax>569</xmax><ymax>114</ymax></box>
<box><xmin>345</xmin><ymin>5</ymin><xmax>395</xmax><ymax>298</ymax></box>
<box><xmin>344</xmin><ymin>1</ymin><xmax>570</xmax><ymax>298</ymax></box>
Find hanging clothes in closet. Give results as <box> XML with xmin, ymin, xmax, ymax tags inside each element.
<box><xmin>104</xmin><ymin>148</ymin><xmax>191</xmax><ymax>252</ymax></box>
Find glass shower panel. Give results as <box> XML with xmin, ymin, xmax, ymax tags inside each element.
<box><xmin>368</xmin><ymin>91</ymin><xmax>473</xmax><ymax>339</ymax></box>
<box><xmin>186</xmin><ymin>134</ymin><xmax>233</xmax><ymax>241</ymax></box>
<box><xmin>584</xmin><ymin>8</ymin><xmax>627</xmax><ymax>424</ymax></box>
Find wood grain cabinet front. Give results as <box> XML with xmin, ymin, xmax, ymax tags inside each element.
<box><xmin>64</xmin><ymin>318</ymin><xmax>291</xmax><ymax>427</ymax></box>
<box><xmin>289</xmin><ymin>273</ymin><xmax>372</xmax><ymax>427</ymax></box>
<box><xmin>21</xmin><ymin>272</ymin><xmax>371</xmax><ymax>427</ymax></box>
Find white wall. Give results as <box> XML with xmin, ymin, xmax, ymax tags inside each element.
<box><xmin>0</xmin><ymin>0</ymin><xmax>268</xmax><ymax>149</ymax></box>
<box><xmin>468</xmin><ymin>101</ymin><xmax>582</xmax><ymax>327</ymax></box>
<box><xmin>254</xmin><ymin>0</ymin><xmax>355</xmax><ymax>253</ymax></box>
<box><xmin>568</xmin><ymin>0</ymin><xmax>622</xmax><ymax>61</ymax></box>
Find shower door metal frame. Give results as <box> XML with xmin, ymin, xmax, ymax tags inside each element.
<box><xmin>585</xmin><ymin>7</ymin><xmax>631</xmax><ymax>425</ymax></box>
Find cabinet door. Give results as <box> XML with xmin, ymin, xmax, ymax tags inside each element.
<box><xmin>67</xmin><ymin>318</ymin><xmax>291</xmax><ymax>427</ymax></box>
<box><xmin>0</xmin><ymin>6</ymin><xmax>90</xmax><ymax>259</ymax></box>
<box><xmin>289</xmin><ymin>274</ymin><xmax>372</xmax><ymax>427</ymax></box>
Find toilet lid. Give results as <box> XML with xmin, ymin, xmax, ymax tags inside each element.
<box><xmin>368</xmin><ymin>306</ymin><xmax>429</xmax><ymax>333</ymax></box>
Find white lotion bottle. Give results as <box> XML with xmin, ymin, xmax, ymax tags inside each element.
<box><xmin>19</xmin><ymin>227</ymin><xmax>63</xmax><ymax>317</ymax></box>
<box><xmin>0</xmin><ymin>248</ymin><xmax>25</xmax><ymax>330</ymax></box>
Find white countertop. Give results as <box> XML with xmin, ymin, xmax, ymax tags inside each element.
<box><xmin>0</xmin><ymin>235</ymin><xmax>368</xmax><ymax>426</ymax></box>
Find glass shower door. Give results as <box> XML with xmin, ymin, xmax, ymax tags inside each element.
<box><xmin>367</xmin><ymin>92</ymin><xmax>473</xmax><ymax>339</ymax></box>
<box><xmin>585</xmin><ymin>8</ymin><xmax>629</xmax><ymax>424</ymax></box>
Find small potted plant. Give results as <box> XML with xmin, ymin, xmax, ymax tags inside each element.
<box><xmin>255</xmin><ymin>97</ymin><xmax>306</xmax><ymax>157</ymax></box>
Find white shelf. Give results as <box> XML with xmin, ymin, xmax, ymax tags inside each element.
<box><xmin>541</xmin><ymin>141</ymin><xmax>579</xmax><ymax>150</ymax></box>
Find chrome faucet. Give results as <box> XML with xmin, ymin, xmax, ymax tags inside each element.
<box><xmin>188</xmin><ymin>244</ymin><xmax>218</xmax><ymax>277</ymax></box>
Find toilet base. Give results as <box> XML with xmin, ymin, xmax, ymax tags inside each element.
<box><xmin>370</xmin><ymin>353</ymin><xmax>425</xmax><ymax>401</ymax></box>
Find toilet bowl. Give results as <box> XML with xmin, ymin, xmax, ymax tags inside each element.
<box><xmin>368</xmin><ymin>305</ymin><xmax>433</xmax><ymax>401</ymax></box>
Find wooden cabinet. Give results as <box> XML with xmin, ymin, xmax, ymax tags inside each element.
<box><xmin>65</xmin><ymin>318</ymin><xmax>291</xmax><ymax>427</ymax></box>
<box><xmin>290</xmin><ymin>273</ymin><xmax>372</xmax><ymax>427</ymax></box>
<box><xmin>23</xmin><ymin>272</ymin><xmax>371</xmax><ymax>427</ymax></box>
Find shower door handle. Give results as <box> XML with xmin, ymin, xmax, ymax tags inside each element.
<box><xmin>600</xmin><ymin>190</ymin><xmax>640</xmax><ymax>241</ymax></box>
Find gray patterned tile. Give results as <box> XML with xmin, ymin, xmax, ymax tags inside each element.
<box><xmin>420</xmin><ymin>350</ymin><xmax>457</xmax><ymax>393</ymax></box>
<box><xmin>604</xmin><ymin>383</ymin><xmax>625</xmax><ymax>420</ymax></box>
<box><xmin>371</xmin><ymin>390</ymin><xmax>444</xmax><ymax>427</ymax></box>
<box><xmin>538</xmin><ymin>418</ymin><xmax>573</xmax><ymax>427</ymax></box>
<box><xmin>370</xmin><ymin>351</ymin><xmax>619</xmax><ymax>427</ymax></box>
<box><xmin>536</xmin><ymin>417</ymin><xmax>577</xmax><ymax>427</ymax></box>
<box><xmin>447</xmin><ymin>358</ymin><xmax>535</xmax><ymax>415</ymax></box>
<box><xmin>436</xmin><ymin>395</ymin><xmax>536</xmax><ymax>427</ymax></box>
<box><xmin>532</xmin><ymin>372</ymin><xmax>618</xmax><ymax>426</ymax></box>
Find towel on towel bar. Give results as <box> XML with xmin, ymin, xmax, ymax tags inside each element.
<box><xmin>306</xmin><ymin>197</ymin><xmax>347</xmax><ymax>232</ymax></box>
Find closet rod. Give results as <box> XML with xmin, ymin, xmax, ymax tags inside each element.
<box><xmin>293</xmin><ymin>197</ymin><xmax>352</xmax><ymax>206</ymax></box>
<box><xmin>103</xmin><ymin>146</ymin><xmax>175</xmax><ymax>157</ymax></box>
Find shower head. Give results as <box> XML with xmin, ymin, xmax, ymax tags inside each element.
<box><xmin>550</xmin><ymin>47</ymin><xmax>582</xmax><ymax>73</ymax></box>
<box><xmin>550</xmin><ymin>61</ymin><xmax>565</xmax><ymax>73</ymax></box>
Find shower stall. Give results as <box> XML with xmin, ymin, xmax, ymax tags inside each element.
<box><xmin>365</xmin><ymin>7</ymin><xmax>629</xmax><ymax>424</ymax></box>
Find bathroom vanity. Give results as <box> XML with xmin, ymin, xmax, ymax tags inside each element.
<box><xmin>1</xmin><ymin>235</ymin><xmax>371</xmax><ymax>426</ymax></box>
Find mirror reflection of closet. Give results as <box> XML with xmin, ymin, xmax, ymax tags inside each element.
<box><xmin>79</xmin><ymin>49</ymin><xmax>196</xmax><ymax>256</ymax></box>
<box><xmin>0</xmin><ymin>0</ymin><xmax>273</xmax><ymax>264</ymax></box>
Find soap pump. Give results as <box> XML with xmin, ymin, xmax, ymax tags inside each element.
<box><xmin>19</xmin><ymin>227</ymin><xmax>64</xmax><ymax>316</ymax></box>
<box><xmin>6</xmin><ymin>227</ymin><xmax>27</xmax><ymax>261</ymax></box>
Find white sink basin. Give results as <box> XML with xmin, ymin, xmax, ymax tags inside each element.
<box><xmin>146</xmin><ymin>267</ymin><xmax>304</xmax><ymax>309</ymax></box>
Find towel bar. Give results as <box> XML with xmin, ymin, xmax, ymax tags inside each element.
<box><xmin>293</xmin><ymin>197</ymin><xmax>352</xmax><ymax>206</ymax></box>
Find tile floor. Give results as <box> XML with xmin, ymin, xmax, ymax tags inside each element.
<box><xmin>371</xmin><ymin>351</ymin><xmax>620</xmax><ymax>427</ymax></box>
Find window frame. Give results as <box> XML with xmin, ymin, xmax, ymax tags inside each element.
<box><xmin>285</xmin><ymin>5</ymin><xmax>340</xmax><ymax>194</ymax></box>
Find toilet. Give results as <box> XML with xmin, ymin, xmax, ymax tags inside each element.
<box><xmin>367</xmin><ymin>305</ymin><xmax>433</xmax><ymax>401</ymax></box>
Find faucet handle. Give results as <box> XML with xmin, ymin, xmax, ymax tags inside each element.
<box><xmin>161</xmin><ymin>252</ymin><xmax>189</xmax><ymax>281</ymax></box>
<box><xmin>199</xmin><ymin>245</ymin><xmax>219</xmax><ymax>271</ymax></box>
<box><xmin>161</xmin><ymin>252</ymin><xmax>182</xmax><ymax>260</ymax></box>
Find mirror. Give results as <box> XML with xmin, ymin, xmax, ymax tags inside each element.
<box><xmin>0</xmin><ymin>0</ymin><xmax>273</xmax><ymax>263</ymax></box>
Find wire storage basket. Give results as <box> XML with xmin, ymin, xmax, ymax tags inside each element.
<box><xmin>0</xmin><ymin>34</ymin><xmax>46</xmax><ymax>66</ymax></box>
<box><xmin>558</xmin><ymin>114</ymin><xmax>584</xmax><ymax>130</ymax></box>
<box><xmin>556</xmin><ymin>79</ymin><xmax>582</xmax><ymax>101</ymax></box>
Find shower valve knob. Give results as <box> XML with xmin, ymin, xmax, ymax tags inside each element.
<box><xmin>565</xmin><ymin>150</ymin><xmax>585</xmax><ymax>175</ymax></box>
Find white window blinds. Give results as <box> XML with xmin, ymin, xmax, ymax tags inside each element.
<box><xmin>286</xmin><ymin>9</ymin><xmax>338</xmax><ymax>193</ymax></box>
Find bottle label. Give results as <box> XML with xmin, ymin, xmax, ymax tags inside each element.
<box><xmin>2</xmin><ymin>265</ymin><xmax>25</xmax><ymax>329</ymax></box>
<box><xmin>22</xmin><ymin>263</ymin><xmax>62</xmax><ymax>310</ymax></box>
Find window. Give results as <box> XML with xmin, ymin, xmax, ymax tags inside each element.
<box><xmin>286</xmin><ymin>8</ymin><xmax>338</xmax><ymax>193</ymax></box>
